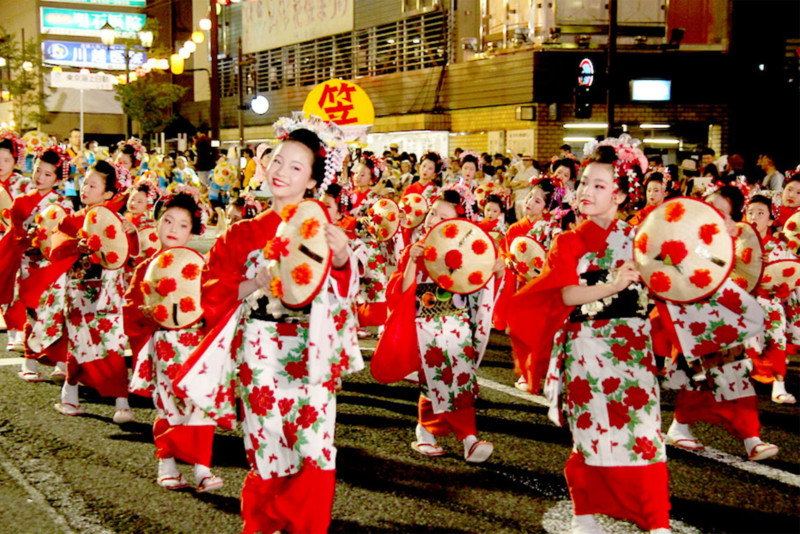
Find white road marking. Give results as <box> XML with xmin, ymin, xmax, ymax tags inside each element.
<box><xmin>477</xmin><ymin>376</ymin><xmax>800</xmax><ymax>488</ymax></box>
<box><xmin>542</xmin><ymin>499</ymin><xmax>702</xmax><ymax>534</ymax></box>
<box><xmin>0</xmin><ymin>357</ymin><xmax>25</xmax><ymax>367</ymax></box>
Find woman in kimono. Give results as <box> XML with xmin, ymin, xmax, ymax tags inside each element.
<box><xmin>174</xmin><ymin>119</ymin><xmax>362</xmax><ymax>534</ymax></box>
<box><xmin>124</xmin><ymin>186</ymin><xmax>224</xmax><ymax>492</ymax></box>
<box><xmin>509</xmin><ymin>144</ymin><xmax>670</xmax><ymax>533</ymax></box>
<box><xmin>386</xmin><ymin>188</ymin><xmax>503</xmax><ymax>463</ymax></box>
<box><xmin>348</xmin><ymin>156</ymin><xmax>383</xmax><ymax>218</ymax></box>
<box><xmin>402</xmin><ymin>151</ymin><xmax>441</xmax><ymax>201</ymax></box>
<box><xmin>0</xmin><ymin>149</ymin><xmax>72</xmax><ymax>380</ymax></box>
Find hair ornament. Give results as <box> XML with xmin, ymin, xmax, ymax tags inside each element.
<box><xmin>439</xmin><ymin>182</ymin><xmax>479</xmax><ymax>222</ymax></box>
<box><xmin>160</xmin><ymin>183</ymin><xmax>211</xmax><ymax>234</ymax></box>
<box><xmin>0</xmin><ymin>130</ymin><xmax>27</xmax><ymax>168</ymax></box>
<box><xmin>33</xmin><ymin>145</ymin><xmax>73</xmax><ymax>183</ymax></box>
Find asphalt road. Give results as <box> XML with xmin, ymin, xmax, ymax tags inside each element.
<box><xmin>0</xmin><ymin>329</ymin><xmax>797</xmax><ymax>534</ymax></box>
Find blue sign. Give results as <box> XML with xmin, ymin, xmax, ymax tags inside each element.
<box><xmin>40</xmin><ymin>8</ymin><xmax>145</xmax><ymax>38</ymax></box>
<box><xmin>43</xmin><ymin>40</ymin><xmax>146</xmax><ymax>71</ymax></box>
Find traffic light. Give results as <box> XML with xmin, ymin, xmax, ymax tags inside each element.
<box><xmin>574</xmin><ymin>85</ymin><xmax>592</xmax><ymax>118</ymax></box>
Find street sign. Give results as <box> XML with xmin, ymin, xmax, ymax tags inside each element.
<box><xmin>50</xmin><ymin>71</ymin><xmax>115</xmax><ymax>91</ymax></box>
<box><xmin>578</xmin><ymin>58</ymin><xmax>594</xmax><ymax>87</ymax></box>
<box><xmin>43</xmin><ymin>40</ymin><xmax>146</xmax><ymax>71</ymax></box>
<box><xmin>40</xmin><ymin>8</ymin><xmax>145</xmax><ymax>39</ymax></box>
<box><xmin>42</xmin><ymin>0</ymin><xmax>146</xmax><ymax>6</ymax></box>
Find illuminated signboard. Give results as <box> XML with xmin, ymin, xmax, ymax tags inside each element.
<box><xmin>43</xmin><ymin>40</ymin><xmax>146</xmax><ymax>71</ymax></box>
<box><xmin>42</xmin><ymin>0</ymin><xmax>146</xmax><ymax>6</ymax></box>
<box><xmin>40</xmin><ymin>8</ymin><xmax>145</xmax><ymax>38</ymax></box>
<box><xmin>578</xmin><ymin>58</ymin><xmax>594</xmax><ymax>87</ymax></box>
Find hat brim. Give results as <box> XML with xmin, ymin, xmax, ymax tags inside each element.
<box><xmin>36</xmin><ymin>204</ymin><xmax>69</xmax><ymax>258</ymax></box>
<box><xmin>761</xmin><ymin>259</ymin><xmax>800</xmax><ymax>294</ymax></box>
<box><xmin>143</xmin><ymin>247</ymin><xmax>205</xmax><ymax>329</ymax></box>
<box><xmin>83</xmin><ymin>206</ymin><xmax>130</xmax><ymax>270</ymax></box>
<box><xmin>731</xmin><ymin>222</ymin><xmax>764</xmax><ymax>293</ymax></box>
<box><xmin>508</xmin><ymin>236</ymin><xmax>546</xmax><ymax>281</ymax></box>
<box><xmin>423</xmin><ymin>219</ymin><xmax>498</xmax><ymax>295</ymax></box>
<box><xmin>367</xmin><ymin>198</ymin><xmax>401</xmax><ymax>241</ymax></box>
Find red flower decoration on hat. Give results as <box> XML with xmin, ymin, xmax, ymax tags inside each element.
<box><xmin>372</xmin><ymin>214</ymin><xmax>384</xmax><ymax>225</ymax></box>
<box><xmin>181</xmin><ymin>263</ymin><xmax>200</xmax><ymax>280</ymax></box>
<box><xmin>402</xmin><ymin>204</ymin><xmax>412</xmax><ymax>214</ymax></box>
<box><xmin>300</xmin><ymin>218</ymin><xmax>320</xmax><ymax>239</ymax></box>
<box><xmin>689</xmin><ymin>269</ymin><xmax>712</xmax><ymax>288</ymax></box>
<box><xmin>533</xmin><ymin>256</ymin><xmax>544</xmax><ymax>269</ymax></box>
<box><xmin>87</xmin><ymin>234</ymin><xmax>102</xmax><ymax>251</ymax></box>
<box><xmin>445</xmin><ymin>250</ymin><xmax>463</xmax><ymax>271</ymax></box>
<box><xmin>264</xmin><ymin>236</ymin><xmax>290</xmax><ymax>261</ymax></box>
<box><xmin>106</xmin><ymin>251</ymin><xmax>119</xmax><ymax>265</ymax></box>
<box><xmin>148</xmin><ymin>232</ymin><xmax>159</xmax><ymax>243</ymax></box>
<box><xmin>664</xmin><ymin>202</ymin><xmax>685</xmax><ymax>223</ymax></box>
<box><xmin>649</xmin><ymin>271</ymin><xmax>671</xmax><ymax>293</ymax></box>
<box><xmin>635</xmin><ymin>233</ymin><xmax>648</xmax><ymax>255</ymax></box>
<box><xmin>88</xmin><ymin>211</ymin><xmax>98</xmax><ymax>225</ymax></box>
<box><xmin>140</xmin><ymin>281</ymin><xmax>152</xmax><ymax>295</ymax></box>
<box><xmin>280</xmin><ymin>204</ymin><xmax>298</xmax><ymax>222</ymax></box>
<box><xmin>424</xmin><ymin>246</ymin><xmax>438</xmax><ymax>262</ymax></box>
<box><xmin>379</xmin><ymin>227</ymin><xmax>389</xmax><ymax>238</ymax></box>
<box><xmin>789</xmin><ymin>240</ymin><xmax>799</xmax><ymax>251</ymax></box>
<box><xmin>787</xmin><ymin>221</ymin><xmax>797</xmax><ymax>231</ymax></box>
<box><xmin>291</xmin><ymin>263</ymin><xmax>313</xmax><ymax>286</ymax></box>
<box><xmin>179</xmin><ymin>297</ymin><xmax>196</xmax><ymax>313</ymax></box>
<box><xmin>270</xmin><ymin>277</ymin><xmax>284</xmax><ymax>298</ymax></box>
<box><xmin>468</xmin><ymin>271</ymin><xmax>484</xmax><ymax>286</ymax></box>
<box><xmin>387</xmin><ymin>211</ymin><xmax>397</xmax><ymax>222</ymax></box>
<box><xmin>153</xmin><ymin>305</ymin><xmax>169</xmax><ymax>323</ymax></box>
<box><xmin>472</xmin><ymin>239</ymin><xmax>488</xmax><ymax>255</ymax></box>
<box><xmin>659</xmin><ymin>240</ymin><xmax>688</xmax><ymax>267</ymax></box>
<box><xmin>516</xmin><ymin>261</ymin><xmax>529</xmax><ymax>274</ymax></box>
<box><xmin>156</xmin><ymin>277</ymin><xmax>177</xmax><ymax>296</ymax></box>
<box><xmin>740</xmin><ymin>248</ymin><xmax>753</xmax><ymax>265</ymax></box>
<box><xmin>698</xmin><ymin>223</ymin><xmax>719</xmax><ymax>245</ymax></box>
<box><xmin>516</xmin><ymin>240</ymin><xmax>528</xmax><ymax>254</ymax></box>
<box><xmin>437</xmin><ymin>274</ymin><xmax>454</xmax><ymax>290</ymax></box>
<box><xmin>104</xmin><ymin>224</ymin><xmax>117</xmax><ymax>239</ymax></box>
<box><xmin>783</xmin><ymin>266</ymin><xmax>796</xmax><ymax>277</ymax></box>
<box><xmin>443</xmin><ymin>224</ymin><xmax>459</xmax><ymax>239</ymax></box>
<box><xmin>158</xmin><ymin>252</ymin><xmax>174</xmax><ymax>269</ymax></box>
<box><xmin>733</xmin><ymin>276</ymin><xmax>749</xmax><ymax>290</ymax></box>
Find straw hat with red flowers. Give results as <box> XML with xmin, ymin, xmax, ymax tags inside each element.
<box><xmin>79</xmin><ymin>205</ymin><xmax>129</xmax><ymax>270</ymax></box>
<box><xmin>398</xmin><ymin>193</ymin><xmax>428</xmax><ymax>229</ymax></box>
<box><xmin>731</xmin><ymin>222</ymin><xmax>764</xmax><ymax>293</ymax></box>
<box><xmin>366</xmin><ymin>198</ymin><xmax>400</xmax><ymax>242</ymax></box>
<box><xmin>137</xmin><ymin>224</ymin><xmax>160</xmax><ymax>258</ymax></box>
<box><xmin>263</xmin><ymin>199</ymin><xmax>332</xmax><ymax>308</ymax></box>
<box><xmin>507</xmin><ymin>235</ymin><xmax>546</xmax><ymax>282</ymax></box>
<box><xmin>142</xmin><ymin>247</ymin><xmax>205</xmax><ymax>329</ymax></box>
<box><xmin>422</xmin><ymin>219</ymin><xmax>497</xmax><ymax>294</ymax></box>
<box><xmin>782</xmin><ymin>211</ymin><xmax>800</xmax><ymax>256</ymax></box>
<box><xmin>760</xmin><ymin>259</ymin><xmax>800</xmax><ymax>298</ymax></box>
<box><xmin>0</xmin><ymin>187</ymin><xmax>11</xmax><ymax>230</ymax></box>
<box><xmin>634</xmin><ymin>197</ymin><xmax>734</xmax><ymax>303</ymax></box>
<box><xmin>32</xmin><ymin>204</ymin><xmax>69</xmax><ymax>258</ymax></box>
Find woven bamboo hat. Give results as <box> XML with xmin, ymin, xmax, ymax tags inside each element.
<box><xmin>0</xmin><ymin>187</ymin><xmax>11</xmax><ymax>230</ymax></box>
<box><xmin>398</xmin><ymin>193</ymin><xmax>428</xmax><ymax>229</ymax></box>
<box><xmin>761</xmin><ymin>259</ymin><xmax>800</xmax><ymax>297</ymax></box>
<box><xmin>507</xmin><ymin>235</ymin><xmax>546</xmax><ymax>282</ymax></box>
<box><xmin>263</xmin><ymin>199</ymin><xmax>332</xmax><ymax>309</ymax></box>
<box><xmin>634</xmin><ymin>197</ymin><xmax>734</xmax><ymax>303</ymax></box>
<box><xmin>731</xmin><ymin>222</ymin><xmax>764</xmax><ymax>293</ymax></box>
<box><xmin>142</xmin><ymin>247</ymin><xmax>205</xmax><ymax>329</ymax></box>
<box><xmin>33</xmin><ymin>204</ymin><xmax>69</xmax><ymax>258</ymax></box>
<box><xmin>80</xmin><ymin>205</ymin><xmax>129</xmax><ymax>270</ymax></box>
<box><xmin>366</xmin><ymin>198</ymin><xmax>400</xmax><ymax>241</ymax></box>
<box><xmin>422</xmin><ymin>218</ymin><xmax>497</xmax><ymax>294</ymax></box>
<box><xmin>781</xmin><ymin>211</ymin><xmax>800</xmax><ymax>256</ymax></box>
<box><xmin>23</xmin><ymin>131</ymin><xmax>53</xmax><ymax>155</ymax></box>
<box><xmin>137</xmin><ymin>224</ymin><xmax>160</xmax><ymax>259</ymax></box>
<box><xmin>212</xmin><ymin>161</ymin><xmax>237</xmax><ymax>187</ymax></box>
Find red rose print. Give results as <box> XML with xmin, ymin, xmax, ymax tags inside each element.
<box><xmin>649</xmin><ymin>271</ymin><xmax>671</xmax><ymax>293</ymax></box>
<box><xmin>566</xmin><ymin>377</ymin><xmax>593</xmax><ymax>407</ymax></box>
<box><xmin>659</xmin><ymin>240</ymin><xmax>688</xmax><ymax>266</ymax></box>
<box><xmin>179</xmin><ymin>297</ymin><xmax>196</xmax><ymax>313</ymax></box>
<box><xmin>623</xmin><ymin>386</ymin><xmax>650</xmax><ymax>411</ymax></box>
<box><xmin>89</xmin><ymin>328</ymin><xmax>102</xmax><ymax>346</ymax></box>
<box><xmin>698</xmin><ymin>223</ymin><xmax>719</xmax><ymax>245</ymax></box>
<box><xmin>158</xmin><ymin>252</ymin><xmax>174</xmax><ymax>269</ymax></box>
<box><xmin>445</xmin><ymin>249</ymin><xmax>463</xmax><ymax>270</ymax></box>
<box><xmin>97</xmin><ymin>318</ymin><xmax>113</xmax><ymax>333</ymax></box>
<box><xmin>138</xmin><ymin>358</ymin><xmax>152</xmax><ymax>380</ymax></box>
<box><xmin>238</xmin><ymin>363</ymin><xmax>253</xmax><ymax>387</ymax></box>
<box><xmin>285</xmin><ymin>359</ymin><xmax>308</xmax><ymax>380</ymax></box>
<box><xmin>156</xmin><ymin>277</ymin><xmax>177</xmax><ymax>297</ymax></box>
<box><xmin>472</xmin><ymin>239</ymin><xmax>488</xmax><ymax>255</ymax></box>
<box><xmin>46</xmin><ymin>325</ymin><xmax>60</xmax><ymax>338</ymax></box>
<box><xmin>248</xmin><ymin>385</ymin><xmax>276</xmax><ymax>416</ymax></box>
<box><xmin>296</xmin><ymin>404</ymin><xmax>319</xmax><ymax>428</ymax></box>
<box><xmin>46</xmin><ymin>294</ymin><xmax>56</xmax><ymax>307</ymax></box>
<box><xmin>440</xmin><ymin>366</ymin><xmax>454</xmax><ymax>385</ymax></box>
<box><xmin>768</xmin><ymin>309</ymin><xmax>782</xmax><ymax>324</ymax></box>
<box><xmin>178</xmin><ymin>331</ymin><xmax>200</xmax><ymax>347</ymax></box>
<box><xmin>665</xmin><ymin>202</ymin><xmax>685</xmax><ymax>222</ymax></box>
<box><xmin>635</xmin><ymin>233</ymin><xmax>648</xmax><ymax>255</ymax></box>
<box><xmin>423</xmin><ymin>246</ymin><xmax>438</xmax><ymax>262</ymax></box>
<box><xmin>456</xmin><ymin>372</ymin><xmax>471</xmax><ymax>387</ymax></box>
<box><xmin>453</xmin><ymin>390</ymin><xmax>474</xmax><ymax>410</ymax></box>
<box><xmin>689</xmin><ymin>322</ymin><xmax>706</xmax><ymax>336</ymax></box>
<box><xmin>611</xmin><ymin>342</ymin><xmax>633</xmax><ymax>362</ymax></box>
<box><xmin>712</xmin><ymin>323</ymin><xmax>739</xmax><ymax>346</ymax></box>
<box><xmin>613</xmin><ymin>324</ymin><xmax>635</xmax><ymax>340</ymax></box>
<box><xmin>601</xmin><ymin>377</ymin><xmax>620</xmax><ymax>395</ymax></box>
<box><xmin>632</xmin><ymin>436</ymin><xmax>657</xmax><ymax>460</ymax></box>
<box><xmin>689</xmin><ymin>269</ymin><xmax>712</xmax><ymax>289</ymax></box>
<box><xmin>443</xmin><ymin>223</ymin><xmax>459</xmax><ymax>239</ymax></box>
<box><xmin>156</xmin><ymin>340</ymin><xmax>174</xmax><ymax>362</ymax></box>
<box><xmin>424</xmin><ymin>346</ymin><xmax>446</xmax><ymax>368</ymax></box>
<box><xmin>691</xmin><ymin>338</ymin><xmax>720</xmax><ymax>357</ymax></box>
<box><xmin>717</xmin><ymin>288</ymin><xmax>743</xmax><ymax>314</ymax></box>
<box><xmin>468</xmin><ymin>271</ymin><xmax>484</xmax><ymax>286</ymax></box>
<box><xmin>283</xmin><ymin>420</ymin><xmax>299</xmax><ymax>448</ymax></box>
<box><xmin>576</xmin><ymin>412</ymin><xmax>593</xmax><ymax>430</ymax></box>
<box><xmin>333</xmin><ymin>309</ymin><xmax>348</xmax><ymax>331</ymax></box>
<box><xmin>463</xmin><ymin>345</ymin><xmax>477</xmax><ymax>361</ymax></box>
<box><xmin>181</xmin><ymin>263</ymin><xmax>200</xmax><ymax>280</ymax></box>
<box><xmin>607</xmin><ymin>400</ymin><xmax>631</xmax><ymax>429</ymax></box>
<box><xmin>279</xmin><ymin>398</ymin><xmax>294</xmax><ymax>417</ymax></box>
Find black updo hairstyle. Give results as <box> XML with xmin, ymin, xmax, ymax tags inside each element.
<box><xmin>460</xmin><ymin>154</ymin><xmax>479</xmax><ymax>171</ymax></box>
<box><xmin>708</xmin><ymin>185</ymin><xmax>745</xmax><ymax>222</ymax></box>
<box><xmin>356</xmin><ymin>157</ymin><xmax>379</xmax><ymax>183</ymax></box>
<box><xmin>0</xmin><ymin>138</ymin><xmax>19</xmax><ymax>161</ymax></box>
<box><xmin>785</xmin><ymin>173</ymin><xmax>800</xmax><ymax>187</ymax></box>
<box><xmin>92</xmin><ymin>160</ymin><xmax>119</xmax><ymax>194</ymax></box>
<box><xmin>551</xmin><ymin>158</ymin><xmax>577</xmax><ymax>181</ymax></box>
<box><xmin>531</xmin><ymin>178</ymin><xmax>557</xmax><ymax>210</ymax></box>
<box><xmin>121</xmin><ymin>144</ymin><xmax>140</xmax><ymax>168</ymax></box>
<box><xmin>439</xmin><ymin>189</ymin><xmax>469</xmax><ymax>219</ymax></box>
<box><xmin>282</xmin><ymin>128</ymin><xmax>326</xmax><ymax>187</ymax></box>
<box><xmin>643</xmin><ymin>172</ymin><xmax>665</xmax><ymax>189</ymax></box>
<box><xmin>484</xmin><ymin>194</ymin><xmax>505</xmax><ymax>213</ymax></box>
<box><xmin>154</xmin><ymin>192</ymin><xmax>203</xmax><ymax>235</ymax></box>
<box><xmin>586</xmin><ymin>144</ymin><xmax>631</xmax><ymax>208</ymax></box>
<box><xmin>322</xmin><ymin>182</ymin><xmax>351</xmax><ymax>215</ymax></box>
<box><xmin>38</xmin><ymin>149</ymin><xmax>68</xmax><ymax>180</ymax></box>
<box><xmin>420</xmin><ymin>151</ymin><xmax>442</xmax><ymax>174</ymax></box>
<box><xmin>749</xmin><ymin>194</ymin><xmax>773</xmax><ymax>215</ymax></box>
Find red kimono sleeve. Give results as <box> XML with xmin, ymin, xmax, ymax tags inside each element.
<box><xmin>123</xmin><ymin>259</ymin><xmax>157</xmax><ymax>358</ymax></box>
<box><xmin>507</xmin><ymin>231</ymin><xmax>583</xmax><ymax>393</ymax></box>
<box><xmin>0</xmin><ymin>194</ymin><xmax>38</xmax><ymax>305</ymax></box>
<box><xmin>371</xmin><ymin>244</ymin><xmax>422</xmax><ymax>383</ymax></box>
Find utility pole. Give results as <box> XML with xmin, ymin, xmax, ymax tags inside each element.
<box><xmin>606</xmin><ymin>0</ymin><xmax>617</xmax><ymax>138</ymax></box>
<box><xmin>210</xmin><ymin>3</ymin><xmax>220</xmax><ymax>142</ymax></box>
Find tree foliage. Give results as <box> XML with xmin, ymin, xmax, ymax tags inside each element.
<box><xmin>114</xmin><ymin>73</ymin><xmax>187</xmax><ymax>137</ymax></box>
<box><xmin>0</xmin><ymin>29</ymin><xmax>49</xmax><ymax>130</ymax></box>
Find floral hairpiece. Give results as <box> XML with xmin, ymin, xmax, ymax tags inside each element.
<box><xmin>131</xmin><ymin>172</ymin><xmax>161</xmax><ymax>204</ymax></box>
<box><xmin>0</xmin><ymin>130</ymin><xmax>27</xmax><ymax>168</ymax></box>
<box><xmin>531</xmin><ymin>174</ymin><xmax>568</xmax><ymax>212</ymax></box>
<box><xmin>583</xmin><ymin>134</ymin><xmax>648</xmax><ymax>205</ymax></box>
<box><xmin>704</xmin><ymin>176</ymin><xmax>751</xmax><ymax>205</ymax></box>
<box><xmin>459</xmin><ymin>150</ymin><xmax>482</xmax><ymax>170</ymax></box>
<box><xmin>113</xmin><ymin>162</ymin><xmax>134</xmax><ymax>192</ymax></box>
<box><xmin>364</xmin><ymin>154</ymin><xmax>387</xmax><ymax>175</ymax></box>
<box><xmin>273</xmin><ymin>111</ymin><xmax>347</xmax><ymax>198</ymax></box>
<box><xmin>160</xmin><ymin>183</ymin><xmax>211</xmax><ymax>234</ymax></box>
<box><xmin>33</xmin><ymin>145</ymin><xmax>73</xmax><ymax>183</ymax></box>
<box><xmin>439</xmin><ymin>182</ymin><xmax>479</xmax><ymax>222</ymax></box>
<box><xmin>125</xmin><ymin>138</ymin><xmax>146</xmax><ymax>160</ymax></box>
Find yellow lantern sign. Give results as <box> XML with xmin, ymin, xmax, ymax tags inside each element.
<box><xmin>303</xmin><ymin>78</ymin><xmax>374</xmax><ymax>143</ymax></box>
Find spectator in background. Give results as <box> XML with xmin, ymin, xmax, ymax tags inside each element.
<box><xmin>241</xmin><ymin>148</ymin><xmax>256</xmax><ymax>189</ymax></box>
<box><xmin>758</xmin><ymin>153</ymin><xmax>785</xmax><ymax>191</ymax></box>
<box><xmin>509</xmin><ymin>155</ymin><xmax>538</xmax><ymax>220</ymax></box>
<box><xmin>193</xmin><ymin>132</ymin><xmax>215</xmax><ymax>188</ymax></box>
<box><xmin>700</xmin><ymin>147</ymin><xmax>717</xmax><ymax>175</ymax></box>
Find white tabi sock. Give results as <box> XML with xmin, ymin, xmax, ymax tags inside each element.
<box><xmin>650</xmin><ymin>528</ymin><xmax>671</xmax><ymax>534</ymax></box>
<box><xmin>772</xmin><ymin>380</ymin><xmax>788</xmax><ymax>398</ymax></box>
<box><xmin>743</xmin><ymin>436</ymin><xmax>763</xmax><ymax>455</ymax></box>
<box><xmin>571</xmin><ymin>513</ymin><xmax>603</xmax><ymax>534</ymax></box>
<box><xmin>21</xmin><ymin>358</ymin><xmax>38</xmax><ymax>374</ymax></box>
<box><xmin>61</xmin><ymin>382</ymin><xmax>79</xmax><ymax>406</ymax></box>
<box><xmin>158</xmin><ymin>457</ymin><xmax>178</xmax><ymax>478</ymax></box>
<box><xmin>114</xmin><ymin>397</ymin><xmax>130</xmax><ymax>411</ymax></box>
<box><xmin>667</xmin><ymin>420</ymin><xmax>696</xmax><ymax>441</ymax></box>
<box><xmin>193</xmin><ymin>463</ymin><xmax>212</xmax><ymax>483</ymax></box>
<box><xmin>415</xmin><ymin>423</ymin><xmax>438</xmax><ymax>445</ymax></box>
<box><xmin>463</xmin><ymin>434</ymin><xmax>478</xmax><ymax>455</ymax></box>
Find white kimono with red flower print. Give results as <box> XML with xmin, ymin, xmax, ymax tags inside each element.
<box><xmin>545</xmin><ymin>221</ymin><xmax>666</xmax><ymax>467</ymax></box>
<box><xmin>174</xmin><ymin>209</ymin><xmax>363</xmax><ymax>480</ymax></box>
<box><xmin>350</xmin><ymin>234</ymin><xmax>388</xmax><ymax>311</ymax></box>
<box><xmin>745</xmin><ymin>237</ymin><xmax>793</xmax><ymax>357</ymax></box>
